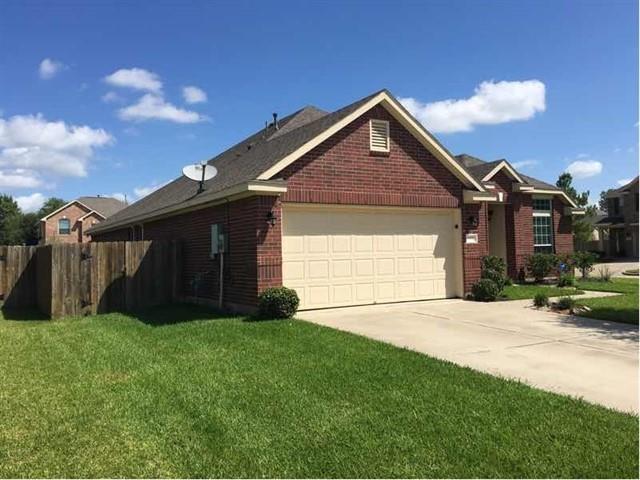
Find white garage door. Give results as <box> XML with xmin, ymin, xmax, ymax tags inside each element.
<box><xmin>282</xmin><ymin>205</ymin><xmax>461</xmax><ymax>309</ymax></box>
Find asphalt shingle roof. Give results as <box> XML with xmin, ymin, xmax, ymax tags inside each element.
<box><xmin>454</xmin><ymin>154</ymin><xmax>560</xmax><ymax>191</ymax></box>
<box><xmin>77</xmin><ymin>196</ymin><xmax>126</xmax><ymax>218</ymax></box>
<box><xmin>89</xmin><ymin>90</ymin><xmax>564</xmax><ymax>234</ymax></box>
<box><xmin>90</xmin><ymin>91</ymin><xmax>382</xmax><ymax>233</ymax></box>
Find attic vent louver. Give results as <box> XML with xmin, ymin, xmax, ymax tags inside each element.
<box><xmin>369</xmin><ymin>119</ymin><xmax>390</xmax><ymax>152</ymax></box>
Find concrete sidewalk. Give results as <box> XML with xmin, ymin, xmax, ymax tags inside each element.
<box><xmin>302</xmin><ymin>293</ymin><xmax>638</xmax><ymax>414</ymax></box>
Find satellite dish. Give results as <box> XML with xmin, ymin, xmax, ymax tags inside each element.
<box><xmin>182</xmin><ymin>162</ymin><xmax>217</xmax><ymax>193</ymax></box>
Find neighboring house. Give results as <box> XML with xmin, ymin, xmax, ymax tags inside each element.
<box><xmin>596</xmin><ymin>177</ymin><xmax>639</xmax><ymax>258</ymax></box>
<box><xmin>88</xmin><ymin>89</ymin><xmax>581</xmax><ymax>312</ymax></box>
<box><xmin>40</xmin><ymin>196</ymin><xmax>126</xmax><ymax>244</ymax></box>
<box><xmin>575</xmin><ymin>210</ymin><xmax>607</xmax><ymax>253</ymax></box>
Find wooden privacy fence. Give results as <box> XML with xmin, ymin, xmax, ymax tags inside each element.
<box><xmin>0</xmin><ymin>245</ymin><xmax>38</xmax><ymax>308</ymax></box>
<box><xmin>1</xmin><ymin>241</ymin><xmax>182</xmax><ymax>318</ymax></box>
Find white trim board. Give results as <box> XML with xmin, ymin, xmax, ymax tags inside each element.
<box><xmin>481</xmin><ymin>160</ymin><xmax>524</xmax><ymax>183</ymax></box>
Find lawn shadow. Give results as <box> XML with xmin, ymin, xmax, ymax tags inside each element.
<box><xmin>559</xmin><ymin>312</ymin><xmax>639</xmax><ymax>343</ymax></box>
<box><xmin>130</xmin><ymin>303</ymin><xmax>240</xmax><ymax>326</ymax></box>
<box><xmin>1</xmin><ymin>306</ymin><xmax>50</xmax><ymax>321</ymax></box>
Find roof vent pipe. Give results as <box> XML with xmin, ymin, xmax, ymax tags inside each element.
<box><xmin>272</xmin><ymin>112</ymin><xmax>279</xmax><ymax>130</ymax></box>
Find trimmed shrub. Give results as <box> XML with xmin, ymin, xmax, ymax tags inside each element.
<box><xmin>557</xmin><ymin>273</ymin><xmax>576</xmax><ymax>287</ymax></box>
<box><xmin>533</xmin><ymin>292</ymin><xmax>548</xmax><ymax>308</ymax></box>
<box><xmin>471</xmin><ymin>279</ymin><xmax>500</xmax><ymax>302</ymax></box>
<box><xmin>258</xmin><ymin>287</ymin><xmax>300</xmax><ymax>319</ymax></box>
<box><xmin>572</xmin><ymin>251</ymin><xmax>598</xmax><ymax>280</ymax></box>
<box><xmin>481</xmin><ymin>255</ymin><xmax>509</xmax><ymax>290</ymax></box>
<box><xmin>597</xmin><ymin>265</ymin><xmax>612</xmax><ymax>282</ymax></box>
<box><xmin>555</xmin><ymin>296</ymin><xmax>576</xmax><ymax>312</ymax></box>
<box><xmin>526</xmin><ymin>253</ymin><xmax>558</xmax><ymax>283</ymax></box>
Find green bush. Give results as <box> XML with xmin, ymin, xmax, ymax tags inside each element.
<box><xmin>526</xmin><ymin>253</ymin><xmax>558</xmax><ymax>282</ymax></box>
<box><xmin>257</xmin><ymin>287</ymin><xmax>300</xmax><ymax>319</ymax></box>
<box><xmin>557</xmin><ymin>273</ymin><xmax>576</xmax><ymax>287</ymax></box>
<box><xmin>555</xmin><ymin>296</ymin><xmax>576</xmax><ymax>312</ymax></box>
<box><xmin>481</xmin><ymin>255</ymin><xmax>509</xmax><ymax>290</ymax></box>
<box><xmin>471</xmin><ymin>279</ymin><xmax>501</xmax><ymax>302</ymax></box>
<box><xmin>572</xmin><ymin>251</ymin><xmax>598</xmax><ymax>280</ymax></box>
<box><xmin>533</xmin><ymin>292</ymin><xmax>549</xmax><ymax>308</ymax></box>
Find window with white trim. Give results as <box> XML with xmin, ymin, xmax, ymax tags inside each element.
<box><xmin>58</xmin><ymin>218</ymin><xmax>71</xmax><ymax>235</ymax></box>
<box><xmin>533</xmin><ymin>197</ymin><xmax>553</xmax><ymax>253</ymax></box>
<box><xmin>369</xmin><ymin>119</ymin><xmax>390</xmax><ymax>152</ymax></box>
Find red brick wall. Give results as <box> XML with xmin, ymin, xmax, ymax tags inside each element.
<box><xmin>42</xmin><ymin>203</ymin><xmax>90</xmax><ymax>244</ymax></box>
<box><xmin>554</xmin><ymin>198</ymin><xmax>573</xmax><ymax>255</ymax></box>
<box><xmin>279</xmin><ymin>105</ymin><xmax>463</xmax><ymax>208</ymax></box>
<box><xmin>461</xmin><ymin>202</ymin><xmax>489</xmax><ymax>292</ymax></box>
<box><xmin>505</xmin><ymin>194</ymin><xmax>534</xmax><ymax>279</ymax></box>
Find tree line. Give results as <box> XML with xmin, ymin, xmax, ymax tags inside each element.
<box><xmin>0</xmin><ymin>195</ymin><xmax>66</xmax><ymax>245</ymax></box>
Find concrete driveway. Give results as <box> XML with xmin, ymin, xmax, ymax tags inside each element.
<box><xmin>592</xmin><ymin>260</ymin><xmax>639</xmax><ymax>278</ymax></box>
<box><xmin>302</xmin><ymin>296</ymin><xmax>638</xmax><ymax>413</ymax></box>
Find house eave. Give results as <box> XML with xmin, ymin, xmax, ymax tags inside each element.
<box><xmin>87</xmin><ymin>180</ymin><xmax>288</xmax><ymax>235</ymax></box>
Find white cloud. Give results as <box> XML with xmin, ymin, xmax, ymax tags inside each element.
<box><xmin>134</xmin><ymin>180</ymin><xmax>169</xmax><ymax>199</ymax></box>
<box><xmin>565</xmin><ymin>159</ymin><xmax>603</xmax><ymax>179</ymax></box>
<box><xmin>182</xmin><ymin>86</ymin><xmax>207</xmax><ymax>104</ymax></box>
<box><xmin>617</xmin><ymin>178</ymin><xmax>633</xmax><ymax>186</ymax></box>
<box><xmin>101</xmin><ymin>91</ymin><xmax>123</xmax><ymax>103</ymax></box>
<box><xmin>511</xmin><ymin>159</ymin><xmax>538</xmax><ymax>170</ymax></box>
<box><xmin>39</xmin><ymin>58</ymin><xmax>66</xmax><ymax>79</ymax></box>
<box><xmin>15</xmin><ymin>192</ymin><xmax>45</xmax><ymax>213</ymax></box>
<box><xmin>0</xmin><ymin>169</ymin><xmax>42</xmax><ymax>189</ymax></box>
<box><xmin>399</xmin><ymin>80</ymin><xmax>546</xmax><ymax>133</ymax></box>
<box><xmin>0</xmin><ymin>113</ymin><xmax>113</xmax><ymax>178</ymax></box>
<box><xmin>104</xmin><ymin>68</ymin><xmax>162</xmax><ymax>93</ymax></box>
<box><xmin>118</xmin><ymin>94</ymin><xmax>206</xmax><ymax>124</ymax></box>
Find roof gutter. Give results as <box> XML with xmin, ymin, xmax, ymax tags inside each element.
<box><xmin>87</xmin><ymin>180</ymin><xmax>288</xmax><ymax>235</ymax></box>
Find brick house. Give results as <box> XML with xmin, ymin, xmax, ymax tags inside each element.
<box><xmin>40</xmin><ymin>196</ymin><xmax>126</xmax><ymax>244</ymax></box>
<box><xmin>88</xmin><ymin>90</ymin><xmax>581</xmax><ymax>312</ymax></box>
<box><xmin>596</xmin><ymin>177</ymin><xmax>639</xmax><ymax>258</ymax></box>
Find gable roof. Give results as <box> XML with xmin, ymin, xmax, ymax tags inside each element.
<box><xmin>609</xmin><ymin>176</ymin><xmax>639</xmax><ymax>195</ymax></box>
<box><xmin>41</xmin><ymin>196</ymin><xmax>126</xmax><ymax>221</ymax></box>
<box><xmin>77</xmin><ymin>197</ymin><xmax>126</xmax><ymax>217</ymax></box>
<box><xmin>455</xmin><ymin>154</ymin><xmax>560</xmax><ymax>191</ymax></box>
<box><xmin>89</xmin><ymin>89</ymin><xmax>485</xmax><ymax>235</ymax></box>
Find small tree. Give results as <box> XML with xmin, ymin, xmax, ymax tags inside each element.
<box><xmin>572</xmin><ymin>251</ymin><xmax>598</xmax><ymax>280</ymax></box>
<box><xmin>556</xmin><ymin>173</ymin><xmax>597</xmax><ymax>247</ymax></box>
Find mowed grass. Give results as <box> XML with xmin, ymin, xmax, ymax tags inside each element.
<box><xmin>0</xmin><ymin>305</ymin><xmax>637</xmax><ymax>478</ymax></box>
<box><xmin>575</xmin><ymin>278</ymin><xmax>639</xmax><ymax>325</ymax></box>
<box><xmin>502</xmin><ymin>284</ymin><xmax>584</xmax><ymax>300</ymax></box>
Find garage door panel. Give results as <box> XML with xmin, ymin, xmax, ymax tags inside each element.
<box><xmin>376</xmin><ymin>282</ymin><xmax>395</xmax><ymax>300</ymax></box>
<box><xmin>308</xmin><ymin>260</ymin><xmax>329</xmax><ymax>279</ymax></box>
<box><xmin>331</xmin><ymin>235</ymin><xmax>351</xmax><ymax>253</ymax></box>
<box><xmin>283</xmin><ymin>260</ymin><xmax>305</xmax><ymax>280</ymax></box>
<box><xmin>308</xmin><ymin>236</ymin><xmax>329</xmax><ymax>253</ymax></box>
<box><xmin>332</xmin><ymin>259</ymin><xmax>352</xmax><ymax>278</ymax></box>
<box><xmin>376</xmin><ymin>258</ymin><xmax>395</xmax><ymax>276</ymax></box>
<box><xmin>283</xmin><ymin>207</ymin><xmax>458</xmax><ymax>309</ymax></box>
<box><xmin>397</xmin><ymin>257</ymin><xmax>415</xmax><ymax>275</ymax></box>
<box><xmin>332</xmin><ymin>284</ymin><xmax>353</xmax><ymax>304</ymax></box>
<box><xmin>355</xmin><ymin>283</ymin><xmax>374</xmax><ymax>302</ymax></box>
<box><xmin>355</xmin><ymin>259</ymin><xmax>374</xmax><ymax>276</ymax></box>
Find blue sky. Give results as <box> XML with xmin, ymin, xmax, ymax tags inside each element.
<box><xmin>0</xmin><ymin>0</ymin><xmax>637</xmax><ymax>212</ymax></box>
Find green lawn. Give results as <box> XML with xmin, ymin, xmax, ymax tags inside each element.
<box><xmin>574</xmin><ymin>278</ymin><xmax>639</xmax><ymax>325</ymax></box>
<box><xmin>502</xmin><ymin>284</ymin><xmax>584</xmax><ymax>300</ymax></box>
<box><xmin>0</xmin><ymin>305</ymin><xmax>637</xmax><ymax>478</ymax></box>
